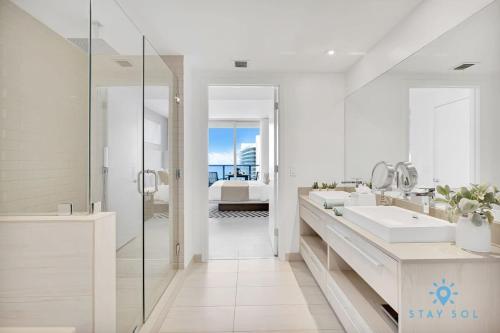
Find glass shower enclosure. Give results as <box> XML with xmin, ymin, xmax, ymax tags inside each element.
<box><xmin>0</xmin><ymin>0</ymin><xmax>179</xmax><ymax>331</ymax></box>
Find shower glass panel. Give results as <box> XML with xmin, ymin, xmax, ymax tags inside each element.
<box><xmin>0</xmin><ymin>0</ymin><xmax>90</xmax><ymax>215</ymax></box>
<box><xmin>143</xmin><ymin>39</ymin><xmax>178</xmax><ymax>319</ymax></box>
<box><xmin>2</xmin><ymin>0</ymin><xmax>179</xmax><ymax>329</ymax></box>
<box><xmin>90</xmin><ymin>0</ymin><xmax>144</xmax><ymax>331</ymax></box>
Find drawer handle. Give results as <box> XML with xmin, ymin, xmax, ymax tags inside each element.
<box><xmin>328</xmin><ymin>226</ymin><xmax>382</xmax><ymax>268</ymax></box>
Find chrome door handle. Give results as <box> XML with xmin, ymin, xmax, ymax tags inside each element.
<box><xmin>144</xmin><ymin>169</ymin><xmax>158</xmax><ymax>194</ymax></box>
<box><xmin>137</xmin><ymin>170</ymin><xmax>143</xmax><ymax>194</ymax></box>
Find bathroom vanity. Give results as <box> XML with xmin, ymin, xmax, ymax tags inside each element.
<box><xmin>298</xmin><ymin>189</ymin><xmax>500</xmax><ymax>333</ymax></box>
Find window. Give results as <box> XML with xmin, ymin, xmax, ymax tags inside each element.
<box><xmin>208</xmin><ymin>123</ymin><xmax>260</xmax><ymax>183</ymax></box>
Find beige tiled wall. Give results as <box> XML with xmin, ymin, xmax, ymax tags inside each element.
<box><xmin>0</xmin><ymin>213</ymin><xmax>116</xmax><ymax>332</ymax></box>
<box><xmin>0</xmin><ymin>0</ymin><xmax>89</xmax><ymax>214</ymax></box>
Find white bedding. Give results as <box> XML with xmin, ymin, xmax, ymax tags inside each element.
<box><xmin>209</xmin><ymin>180</ymin><xmax>269</xmax><ymax>202</ymax></box>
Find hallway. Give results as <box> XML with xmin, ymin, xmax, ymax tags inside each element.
<box><xmin>159</xmin><ymin>259</ymin><xmax>344</xmax><ymax>332</ymax></box>
<box><xmin>209</xmin><ymin>212</ymin><xmax>274</xmax><ymax>259</ymax></box>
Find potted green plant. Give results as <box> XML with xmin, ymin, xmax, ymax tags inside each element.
<box><xmin>312</xmin><ymin>182</ymin><xmax>319</xmax><ymax>191</ymax></box>
<box><xmin>327</xmin><ymin>182</ymin><xmax>337</xmax><ymax>190</ymax></box>
<box><xmin>435</xmin><ymin>184</ymin><xmax>500</xmax><ymax>252</ymax></box>
<box><xmin>321</xmin><ymin>182</ymin><xmax>329</xmax><ymax>191</ymax></box>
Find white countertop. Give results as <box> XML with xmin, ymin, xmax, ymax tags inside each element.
<box><xmin>0</xmin><ymin>212</ymin><xmax>115</xmax><ymax>223</ymax></box>
<box><xmin>300</xmin><ymin>194</ymin><xmax>500</xmax><ymax>263</ymax></box>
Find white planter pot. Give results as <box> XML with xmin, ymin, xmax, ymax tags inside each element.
<box><xmin>455</xmin><ymin>214</ymin><xmax>491</xmax><ymax>252</ymax></box>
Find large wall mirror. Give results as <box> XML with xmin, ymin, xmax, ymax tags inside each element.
<box><xmin>345</xmin><ymin>0</ymin><xmax>500</xmax><ymax>190</ymax></box>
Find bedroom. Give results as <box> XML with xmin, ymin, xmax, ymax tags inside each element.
<box><xmin>207</xmin><ymin>85</ymin><xmax>278</xmax><ymax>259</ymax></box>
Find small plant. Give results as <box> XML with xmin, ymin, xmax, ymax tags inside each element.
<box><xmin>328</xmin><ymin>182</ymin><xmax>337</xmax><ymax>190</ymax></box>
<box><xmin>312</xmin><ymin>182</ymin><xmax>319</xmax><ymax>190</ymax></box>
<box><xmin>435</xmin><ymin>184</ymin><xmax>500</xmax><ymax>224</ymax></box>
<box><xmin>321</xmin><ymin>182</ymin><xmax>329</xmax><ymax>190</ymax></box>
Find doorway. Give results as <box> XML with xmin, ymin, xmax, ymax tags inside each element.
<box><xmin>409</xmin><ymin>87</ymin><xmax>478</xmax><ymax>188</ymax></box>
<box><xmin>207</xmin><ymin>85</ymin><xmax>279</xmax><ymax>259</ymax></box>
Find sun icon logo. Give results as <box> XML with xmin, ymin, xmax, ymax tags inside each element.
<box><xmin>429</xmin><ymin>278</ymin><xmax>458</xmax><ymax>306</ymax></box>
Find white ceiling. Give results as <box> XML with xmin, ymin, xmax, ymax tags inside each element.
<box><xmin>13</xmin><ymin>0</ymin><xmax>429</xmax><ymax>72</ymax></box>
<box><xmin>393</xmin><ymin>1</ymin><xmax>500</xmax><ymax>74</ymax></box>
<box><xmin>118</xmin><ymin>0</ymin><xmax>423</xmax><ymax>72</ymax></box>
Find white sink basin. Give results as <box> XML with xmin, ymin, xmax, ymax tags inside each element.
<box><xmin>309</xmin><ymin>190</ymin><xmax>350</xmax><ymax>207</ymax></box>
<box><xmin>343</xmin><ymin>206</ymin><xmax>455</xmax><ymax>243</ymax></box>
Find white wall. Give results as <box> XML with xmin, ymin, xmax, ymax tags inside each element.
<box><xmin>346</xmin><ymin>0</ymin><xmax>494</xmax><ymax>94</ymax></box>
<box><xmin>208</xmin><ymin>100</ymin><xmax>274</xmax><ymax>119</ymax></box>
<box><xmin>344</xmin><ymin>74</ymin><xmax>409</xmax><ymax>181</ymax></box>
<box><xmin>183</xmin><ymin>69</ymin><xmax>345</xmax><ymax>260</ymax></box>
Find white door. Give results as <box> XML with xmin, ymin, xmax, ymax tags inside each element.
<box><xmin>433</xmin><ymin>96</ymin><xmax>473</xmax><ymax>188</ymax></box>
<box><xmin>268</xmin><ymin>87</ymin><xmax>279</xmax><ymax>256</ymax></box>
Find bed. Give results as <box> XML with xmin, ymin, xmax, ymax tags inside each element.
<box><xmin>209</xmin><ymin>180</ymin><xmax>270</xmax><ymax>211</ymax></box>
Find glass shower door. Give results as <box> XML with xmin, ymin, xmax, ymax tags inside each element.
<box><xmin>143</xmin><ymin>39</ymin><xmax>178</xmax><ymax>318</ymax></box>
<box><xmin>90</xmin><ymin>0</ymin><xmax>144</xmax><ymax>331</ymax></box>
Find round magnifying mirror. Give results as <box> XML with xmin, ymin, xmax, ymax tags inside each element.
<box><xmin>395</xmin><ymin>162</ymin><xmax>418</xmax><ymax>193</ymax></box>
<box><xmin>371</xmin><ymin>161</ymin><xmax>395</xmax><ymax>190</ymax></box>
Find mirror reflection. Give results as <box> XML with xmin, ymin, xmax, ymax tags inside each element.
<box><xmin>345</xmin><ymin>1</ymin><xmax>500</xmax><ymax>193</ymax></box>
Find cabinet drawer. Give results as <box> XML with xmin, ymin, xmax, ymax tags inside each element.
<box><xmin>325</xmin><ymin>276</ymin><xmax>359</xmax><ymax>333</ymax></box>
<box><xmin>300</xmin><ymin>238</ymin><xmax>326</xmax><ymax>289</ymax></box>
<box><xmin>326</xmin><ymin>222</ymin><xmax>398</xmax><ymax>310</ymax></box>
<box><xmin>299</xmin><ymin>201</ymin><xmax>325</xmax><ymax>238</ymax></box>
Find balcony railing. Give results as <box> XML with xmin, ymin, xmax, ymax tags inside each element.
<box><xmin>208</xmin><ymin>164</ymin><xmax>259</xmax><ymax>185</ymax></box>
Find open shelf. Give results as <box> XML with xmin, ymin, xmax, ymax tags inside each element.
<box><xmin>301</xmin><ymin>235</ymin><xmax>328</xmax><ymax>268</ymax></box>
<box><xmin>327</xmin><ymin>268</ymin><xmax>398</xmax><ymax>333</ymax></box>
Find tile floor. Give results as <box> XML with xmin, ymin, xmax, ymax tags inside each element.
<box><xmin>209</xmin><ymin>216</ymin><xmax>274</xmax><ymax>259</ymax></box>
<box><xmin>159</xmin><ymin>259</ymin><xmax>344</xmax><ymax>332</ymax></box>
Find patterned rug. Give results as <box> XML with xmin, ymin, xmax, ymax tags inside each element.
<box><xmin>151</xmin><ymin>212</ymin><xmax>169</xmax><ymax>220</ymax></box>
<box><xmin>209</xmin><ymin>206</ymin><xmax>269</xmax><ymax>218</ymax></box>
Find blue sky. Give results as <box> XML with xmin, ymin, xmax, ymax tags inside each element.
<box><xmin>208</xmin><ymin>127</ymin><xmax>259</xmax><ymax>164</ymax></box>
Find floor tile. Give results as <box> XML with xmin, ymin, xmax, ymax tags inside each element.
<box><xmin>237</xmin><ymin>271</ymin><xmax>300</xmax><ymax>287</ymax></box>
<box><xmin>191</xmin><ymin>260</ymin><xmax>239</xmax><ymax>273</ymax></box>
<box><xmin>236</xmin><ymin>286</ymin><xmax>326</xmax><ymax>306</ymax></box>
<box><xmin>209</xmin><ymin>215</ymin><xmax>274</xmax><ymax>259</ymax></box>
<box><xmin>238</xmin><ymin>259</ymin><xmax>292</xmax><ymax>272</ymax></box>
<box><xmin>160</xmin><ymin>306</ymin><xmax>235</xmax><ymax>332</ymax></box>
<box><xmin>234</xmin><ymin>305</ymin><xmax>343</xmax><ymax>331</ymax></box>
<box><xmin>183</xmin><ymin>271</ymin><xmax>238</xmax><ymax>288</ymax></box>
<box><xmin>173</xmin><ymin>287</ymin><xmax>236</xmax><ymax>307</ymax></box>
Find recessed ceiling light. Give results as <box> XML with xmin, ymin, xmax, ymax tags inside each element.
<box><xmin>326</xmin><ymin>49</ymin><xmax>335</xmax><ymax>56</ymax></box>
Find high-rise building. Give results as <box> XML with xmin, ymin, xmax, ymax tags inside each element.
<box><xmin>239</xmin><ymin>143</ymin><xmax>257</xmax><ymax>179</ymax></box>
<box><xmin>239</xmin><ymin>144</ymin><xmax>256</xmax><ymax>165</ymax></box>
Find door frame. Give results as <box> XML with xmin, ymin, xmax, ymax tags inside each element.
<box><xmin>408</xmin><ymin>84</ymin><xmax>480</xmax><ymax>186</ymax></box>
<box><xmin>205</xmin><ymin>84</ymin><xmax>280</xmax><ymax>260</ymax></box>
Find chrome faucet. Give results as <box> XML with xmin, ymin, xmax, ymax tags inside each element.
<box><xmin>341</xmin><ymin>178</ymin><xmax>364</xmax><ymax>188</ymax></box>
<box><xmin>403</xmin><ymin>188</ymin><xmax>435</xmax><ymax>214</ymax></box>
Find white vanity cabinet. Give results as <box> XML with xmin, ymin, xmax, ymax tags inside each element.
<box><xmin>299</xmin><ymin>191</ymin><xmax>500</xmax><ymax>333</ymax></box>
<box><xmin>325</xmin><ymin>220</ymin><xmax>399</xmax><ymax>311</ymax></box>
